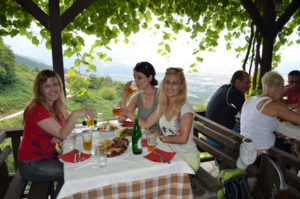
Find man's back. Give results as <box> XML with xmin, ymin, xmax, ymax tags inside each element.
<box><xmin>206</xmin><ymin>84</ymin><xmax>245</xmax><ymax>129</ymax></box>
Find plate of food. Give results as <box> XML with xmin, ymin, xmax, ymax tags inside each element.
<box><xmin>97</xmin><ymin>120</ymin><xmax>118</xmax><ymax>132</ymax></box>
<box><xmin>99</xmin><ymin>137</ymin><xmax>131</xmax><ymax>158</ymax></box>
<box><xmin>116</xmin><ymin>128</ymin><xmax>133</xmax><ymax>136</ymax></box>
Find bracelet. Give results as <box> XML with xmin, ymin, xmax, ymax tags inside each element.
<box><xmin>160</xmin><ymin>135</ymin><xmax>166</xmax><ymax>142</ymax></box>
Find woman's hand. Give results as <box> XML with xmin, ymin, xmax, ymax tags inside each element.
<box><xmin>122</xmin><ymin>81</ymin><xmax>133</xmax><ymax>97</ymax></box>
<box><xmin>73</xmin><ymin>107</ymin><xmax>94</xmax><ymax>119</ymax></box>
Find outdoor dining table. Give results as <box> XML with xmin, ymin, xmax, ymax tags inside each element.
<box><xmin>275</xmin><ymin>120</ymin><xmax>300</xmax><ymax>141</ymax></box>
<box><xmin>57</xmin><ymin>122</ymin><xmax>195</xmax><ymax>199</ymax></box>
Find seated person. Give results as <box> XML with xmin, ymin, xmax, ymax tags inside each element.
<box><xmin>241</xmin><ymin>71</ymin><xmax>300</xmax><ymax>158</ymax></box>
<box><xmin>123</xmin><ymin>67</ymin><xmax>200</xmax><ymax>171</ymax></box>
<box><xmin>205</xmin><ymin>70</ymin><xmax>250</xmax><ymax>145</ymax></box>
<box><xmin>282</xmin><ymin>70</ymin><xmax>300</xmax><ymax>109</ymax></box>
<box><xmin>18</xmin><ymin>70</ymin><xmax>94</xmax><ymax>198</ymax></box>
<box><xmin>118</xmin><ymin>61</ymin><xmax>160</xmax><ymax>130</ymax></box>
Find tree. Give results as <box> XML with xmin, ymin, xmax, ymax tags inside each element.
<box><xmin>1</xmin><ymin>0</ymin><xmax>299</xmax><ymax>88</ymax></box>
<box><xmin>67</xmin><ymin>75</ymin><xmax>90</xmax><ymax>102</ymax></box>
<box><xmin>0</xmin><ymin>38</ymin><xmax>15</xmax><ymax>88</ymax></box>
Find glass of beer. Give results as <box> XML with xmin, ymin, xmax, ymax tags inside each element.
<box><xmin>84</xmin><ymin>116</ymin><xmax>94</xmax><ymax>128</ymax></box>
<box><xmin>81</xmin><ymin>129</ymin><xmax>92</xmax><ymax>152</ymax></box>
<box><xmin>146</xmin><ymin>130</ymin><xmax>157</xmax><ymax>152</ymax></box>
<box><xmin>112</xmin><ymin>104</ymin><xmax>121</xmax><ymax>118</ymax></box>
<box><xmin>127</xmin><ymin>82</ymin><xmax>137</xmax><ymax>95</ymax></box>
<box><xmin>96</xmin><ymin>144</ymin><xmax>107</xmax><ymax>168</ymax></box>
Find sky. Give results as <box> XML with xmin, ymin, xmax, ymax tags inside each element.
<box><xmin>3</xmin><ymin>26</ymin><xmax>300</xmax><ymax>76</ymax></box>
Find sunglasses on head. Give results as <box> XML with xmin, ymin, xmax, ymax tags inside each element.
<box><xmin>166</xmin><ymin>67</ymin><xmax>183</xmax><ymax>72</ymax></box>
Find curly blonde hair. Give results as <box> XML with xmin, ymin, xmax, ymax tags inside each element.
<box><xmin>156</xmin><ymin>68</ymin><xmax>187</xmax><ymax>120</ymax></box>
<box><xmin>23</xmin><ymin>70</ymin><xmax>67</xmax><ymax>124</ymax></box>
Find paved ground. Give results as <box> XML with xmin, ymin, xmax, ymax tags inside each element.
<box><xmin>0</xmin><ymin>110</ymin><xmax>24</xmax><ymax>121</ymax></box>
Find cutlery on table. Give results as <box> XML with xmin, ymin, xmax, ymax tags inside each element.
<box><xmin>154</xmin><ymin>150</ymin><xmax>170</xmax><ymax>164</ymax></box>
<box><xmin>73</xmin><ymin>151</ymin><xmax>79</xmax><ymax>163</ymax></box>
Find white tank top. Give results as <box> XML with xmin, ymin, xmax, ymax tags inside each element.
<box><xmin>241</xmin><ymin>96</ymin><xmax>277</xmax><ymax>150</ymax></box>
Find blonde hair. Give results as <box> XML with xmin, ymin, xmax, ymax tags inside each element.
<box><xmin>23</xmin><ymin>70</ymin><xmax>67</xmax><ymax>124</ymax></box>
<box><xmin>261</xmin><ymin>71</ymin><xmax>284</xmax><ymax>92</ymax></box>
<box><xmin>156</xmin><ymin>68</ymin><xmax>187</xmax><ymax>120</ymax></box>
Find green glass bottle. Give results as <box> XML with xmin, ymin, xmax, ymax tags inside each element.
<box><xmin>132</xmin><ymin>118</ymin><xmax>143</xmax><ymax>154</ymax></box>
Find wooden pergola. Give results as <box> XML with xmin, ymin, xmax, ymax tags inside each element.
<box><xmin>16</xmin><ymin>0</ymin><xmax>94</xmax><ymax>95</ymax></box>
<box><xmin>16</xmin><ymin>0</ymin><xmax>300</xmax><ymax>93</ymax></box>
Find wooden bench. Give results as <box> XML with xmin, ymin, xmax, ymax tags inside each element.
<box><xmin>193</xmin><ymin>111</ymin><xmax>257</xmax><ymax>173</ymax></box>
<box><xmin>190</xmin><ymin>110</ymin><xmax>258</xmax><ymax>196</ymax></box>
<box><xmin>0</xmin><ymin>129</ymin><xmax>55</xmax><ymax>199</ymax></box>
<box><xmin>266</xmin><ymin>147</ymin><xmax>300</xmax><ymax>199</ymax></box>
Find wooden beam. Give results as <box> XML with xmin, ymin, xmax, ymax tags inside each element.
<box><xmin>241</xmin><ymin>0</ymin><xmax>269</xmax><ymax>37</ymax></box>
<box><xmin>49</xmin><ymin>0</ymin><xmax>66</xmax><ymax>95</ymax></box>
<box><xmin>16</xmin><ymin>0</ymin><xmax>49</xmax><ymax>30</ymax></box>
<box><xmin>61</xmin><ymin>0</ymin><xmax>94</xmax><ymax>30</ymax></box>
<box><xmin>275</xmin><ymin>0</ymin><xmax>300</xmax><ymax>35</ymax></box>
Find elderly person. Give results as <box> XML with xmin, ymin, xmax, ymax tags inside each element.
<box><xmin>123</xmin><ymin>67</ymin><xmax>200</xmax><ymax>171</ymax></box>
<box><xmin>18</xmin><ymin>70</ymin><xmax>93</xmax><ymax>198</ymax></box>
<box><xmin>118</xmin><ymin>61</ymin><xmax>160</xmax><ymax>130</ymax></box>
<box><xmin>241</xmin><ymin>71</ymin><xmax>300</xmax><ymax>157</ymax></box>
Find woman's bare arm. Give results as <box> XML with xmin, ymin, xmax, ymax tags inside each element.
<box><xmin>38</xmin><ymin>107</ymin><xmax>94</xmax><ymax>139</ymax></box>
<box><xmin>163</xmin><ymin>112</ymin><xmax>193</xmax><ymax>144</ymax></box>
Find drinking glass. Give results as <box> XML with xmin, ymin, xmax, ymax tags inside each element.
<box><xmin>97</xmin><ymin>111</ymin><xmax>103</xmax><ymax>125</ymax></box>
<box><xmin>84</xmin><ymin>116</ymin><xmax>94</xmax><ymax>128</ymax></box>
<box><xmin>96</xmin><ymin>144</ymin><xmax>107</xmax><ymax>168</ymax></box>
<box><xmin>112</xmin><ymin>104</ymin><xmax>121</xmax><ymax>118</ymax></box>
<box><xmin>127</xmin><ymin>81</ymin><xmax>137</xmax><ymax>95</ymax></box>
<box><xmin>146</xmin><ymin>130</ymin><xmax>157</xmax><ymax>152</ymax></box>
<box><xmin>81</xmin><ymin>129</ymin><xmax>92</xmax><ymax>152</ymax></box>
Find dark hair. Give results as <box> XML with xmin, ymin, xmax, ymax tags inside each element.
<box><xmin>288</xmin><ymin>70</ymin><xmax>300</xmax><ymax>77</ymax></box>
<box><xmin>134</xmin><ymin>62</ymin><xmax>158</xmax><ymax>86</ymax></box>
<box><xmin>230</xmin><ymin>70</ymin><xmax>248</xmax><ymax>84</ymax></box>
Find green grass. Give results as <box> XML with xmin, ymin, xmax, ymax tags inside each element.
<box><xmin>0</xmin><ymin>64</ymin><xmax>34</xmax><ymax>116</ymax></box>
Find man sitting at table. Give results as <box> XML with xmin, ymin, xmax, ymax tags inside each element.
<box><xmin>205</xmin><ymin>70</ymin><xmax>250</xmax><ymax>146</ymax></box>
<box><xmin>282</xmin><ymin>70</ymin><xmax>300</xmax><ymax>109</ymax></box>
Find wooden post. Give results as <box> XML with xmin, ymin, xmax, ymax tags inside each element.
<box><xmin>49</xmin><ymin>0</ymin><xmax>66</xmax><ymax>96</ymax></box>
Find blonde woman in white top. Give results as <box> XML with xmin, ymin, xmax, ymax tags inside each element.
<box><xmin>123</xmin><ymin>67</ymin><xmax>200</xmax><ymax>171</ymax></box>
<box><xmin>241</xmin><ymin>71</ymin><xmax>300</xmax><ymax>156</ymax></box>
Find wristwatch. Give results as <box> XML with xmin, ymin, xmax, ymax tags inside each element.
<box><xmin>160</xmin><ymin>135</ymin><xmax>166</xmax><ymax>142</ymax></box>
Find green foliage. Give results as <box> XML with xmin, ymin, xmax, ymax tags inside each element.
<box><xmin>98</xmin><ymin>86</ymin><xmax>117</xmax><ymax>100</ymax></box>
<box><xmin>1</xmin><ymin>0</ymin><xmax>299</xmax><ymax>75</ymax></box>
<box><xmin>193</xmin><ymin>96</ymin><xmax>206</xmax><ymax>111</ymax></box>
<box><xmin>67</xmin><ymin>75</ymin><xmax>90</xmax><ymax>100</ymax></box>
<box><xmin>0</xmin><ymin>39</ymin><xmax>16</xmax><ymax>86</ymax></box>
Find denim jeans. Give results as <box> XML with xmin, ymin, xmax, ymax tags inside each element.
<box><xmin>19</xmin><ymin>158</ymin><xmax>64</xmax><ymax>198</ymax></box>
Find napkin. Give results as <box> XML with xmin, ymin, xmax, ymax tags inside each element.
<box><xmin>58</xmin><ymin>149</ymin><xmax>91</xmax><ymax>163</ymax></box>
<box><xmin>142</xmin><ymin>138</ymin><xmax>147</xmax><ymax>147</ymax></box>
<box><xmin>144</xmin><ymin>148</ymin><xmax>176</xmax><ymax>163</ymax></box>
<box><xmin>121</xmin><ymin>120</ymin><xmax>134</xmax><ymax>127</ymax></box>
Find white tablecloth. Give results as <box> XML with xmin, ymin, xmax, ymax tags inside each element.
<box><xmin>276</xmin><ymin>120</ymin><xmax>300</xmax><ymax>140</ymax></box>
<box><xmin>57</xmin><ymin>126</ymin><xmax>195</xmax><ymax>199</ymax></box>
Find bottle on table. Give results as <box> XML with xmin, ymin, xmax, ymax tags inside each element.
<box><xmin>132</xmin><ymin>118</ymin><xmax>143</xmax><ymax>154</ymax></box>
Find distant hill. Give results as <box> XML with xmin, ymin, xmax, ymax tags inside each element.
<box><xmin>14</xmin><ymin>54</ymin><xmax>68</xmax><ymax>73</ymax></box>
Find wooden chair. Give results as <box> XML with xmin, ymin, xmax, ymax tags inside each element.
<box><xmin>0</xmin><ymin>129</ymin><xmax>55</xmax><ymax>199</ymax></box>
<box><xmin>0</xmin><ymin>131</ymin><xmax>26</xmax><ymax>199</ymax></box>
<box><xmin>254</xmin><ymin>153</ymin><xmax>288</xmax><ymax>199</ymax></box>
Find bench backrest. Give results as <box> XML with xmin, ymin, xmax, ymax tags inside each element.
<box><xmin>269</xmin><ymin>147</ymin><xmax>300</xmax><ymax>199</ymax></box>
<box><xmin>193</xmin><ymin>111</ymin><xmax>244</xmax><ymax>169</ymax></box>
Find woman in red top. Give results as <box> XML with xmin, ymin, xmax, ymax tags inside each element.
<box><xmin>18</xmin><ymin>70</ymin><xmax>93</xmax><ymax>198</ymax></box>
